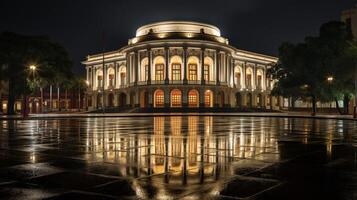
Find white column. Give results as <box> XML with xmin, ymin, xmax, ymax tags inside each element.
<box><xmin>114</xmin><ymin>63</ymin><xmax>117</xmax><ymax>88</ymax></box>
<box><xmin>253</xmin><ymin>65</ymin><xmax>257</xmax><ymax>90</ymax></box>
<box><xmin>200</xmin><ymin>48</ymin><xmax>205</xmax><ymax>84</ymax></box>
<box><xmin>165</xmin><ymin>47</ymin><xmax>169</xmax><ymax>83</ymax></box>
<box><xmin>216</xmin><ymin>52</ymin><xmax>220</xmax><ymax>85</ymax></box>
<box><xmin>126</xmin><ymin>54</ymin><xmax>131</xmax><ymax>85</ymax></box>
<box><xmin>242</xmin><ymin>63</ymin><xmax>246</xmax><ymax>89</ymax></box>
<box><xmin>183</xmin><ymin>47</ymin><xmax>187</xmax><ymax>83</ymax></box>
<box><xmin>103</xmin><ymin>64</ymin><xmax>106</xmax><ymax>89</ymax></box>
<box><xmin>86</xmin><ymin>67</ymin><xmax>89</xmax><ymax>84</ymax></box>
<box><xmin>148</xmin><ymin>49</ymin><xmax>152</xmax><ymax>84</ymax></box>
<box><xmin>92</xmin><ymin>67</ymin><xmax>95</xmax><ymax>89</ymax></box>
<box><xmin>137</xmin><ymin>52</ymin><xmax>141</xmax><ymax>82</ymax></box>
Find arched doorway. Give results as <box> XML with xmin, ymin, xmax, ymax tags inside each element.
<box><xmin>154</xmin><ymin>89</ymin><xmax>165</xmax><ymax>108</ymax></box>
<box><xmin>118</xmin><ymin>93</ymin><xmax>127</xmax><ymax>107</ymax></box>
<box><xmin>108</xmin><ymin>93</ymin><xmax>114</xmax><ymax>107</ymax></box>
<box><xmin>97</xmin><ymin>94</ymin><xmax>103</xmax><ymax>108</ymax></box>
<box><xmin>235</xmin><ymin>93</ymin><xmax>242</xmax><ymax>107</ymax></box>
<box><xmin>188</xmin><ymin>89</ymin><xmax>199</xmax><ymax>108</ymax></box>
<box><xmin>170</xmin><ymin>89</ymin><xmax>182</xmax><ymax>107</ymax></box>
<box><xmin>247</xmin><ymin>93</ymin><xmax>253</xmax><ymax>108</ymax></box>
<box><xmin>204</xmin><ymin>90</ymin><xmax>213</xmax><ymax>108</ymax></box>
<box><xmin>217</xmin><ymin>91</ymin><xmax>224</xmax><ymax>108</ymax></box>
<box><xmin>140</xmin><ymin>90</ymin><xmax>148</xmax><ymax>108</ymax></box>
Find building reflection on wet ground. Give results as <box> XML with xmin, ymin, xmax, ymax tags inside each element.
<box><xmin>0</xmin><ymin>116</ymin><xmax>356</xmax><ymax>199</ymax></box>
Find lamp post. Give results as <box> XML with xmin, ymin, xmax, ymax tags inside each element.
<box><xmin>326</xmin><ymin>76</ymin><xmax>334</xmax><ymax>112</ymax></box>
<box><xmin>23</xmin><ymin>65</ymin><xmax>37</xmax><ymax>118</ymax></box>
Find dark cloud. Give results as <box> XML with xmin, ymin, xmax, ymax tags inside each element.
<box><xmin>0</xmin><ymin>0</ymin><xmax>355</xmax><ymax>74</ymax></box>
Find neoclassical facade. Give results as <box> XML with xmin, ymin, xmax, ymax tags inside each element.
<box><xmin>83</xmin><ymin>21</ymin><xmax>281</xmax><ymax>110</ymax></box>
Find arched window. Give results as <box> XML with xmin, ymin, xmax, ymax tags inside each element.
<box><xmin>170</xmin><ymin>89</ymin><xmax>182</xmax><ymax>107</ymax></box>
<box><xmin>204</xmin><ymin>90</ymin><xmax>213</xmax><ymax>108</ymax></box>
<box><xmin>96</xmin><ymin>69</ymin><xmax>103</xmax><ymax>88</ymax></box>
<box><xmin>153</xmin><ymin>56</ymin><xmax>165</xmax><ymax>81</ymax></box>
<box><xmin>234</xmin><ymin>66</ymin><xmax>242</xmax><ymax>87</ymax></box>
<box><xmin>188</xmin><ymin>89</ymin><xmax>199</xmax><ymax>108</ymax></box>
<box><xmin>118</xmin><ymin>66</ymin><xmax>126</xmax><ymax>86</ymax></box>
<box><xmin>187</xmin><ymin>56</ymin><xmax>199</xmax><ymax>81</ymax></box>
<box><xmin>141</xmin><ymin>57</ymin><xmax>149</xmax><ymax>82</ymax></box>
<box><xmin>170</xmin><ymin>56</ymin><xmax>182</xmax><ymax>81</ymax></box>
<box><xmin>107</xmin><ymin>67</ymin><xmax>115</xmax><ymax>87</ymax></box>
<box><xmin>204</xmin><ymin>57</ymin><xmax>213</xmax><ymax>81</ymax></box>
<box><xmin>154</xmin><ymin>89</ymin><xmax>165</xmax><ymax>108</ymax></box>
<box><xmin>246</xmin><ymin>67</ymin><xmax>253</xmax><ymax>88</ymax></box>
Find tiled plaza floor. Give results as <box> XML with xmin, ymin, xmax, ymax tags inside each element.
<box><xmin>0</xmin><ymin>116</ymin><xmax>356</xmax><ymax>199</ymax></box>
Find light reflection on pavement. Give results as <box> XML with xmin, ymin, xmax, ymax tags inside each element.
<box><xmin>0</xmin><ymin>116</ymin><xmax>356</xmax><ymax>199</ymax></box>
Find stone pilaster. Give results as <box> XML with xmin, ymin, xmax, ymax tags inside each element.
<box><xmin>216</xmin><ymin>52</ymin><xmax>220</xmax><ymax>85</ymax></box>
<box><xmin>126</xmin><ymin>54</ymin><xmax>131</xmax><ymax>86</ymax></box>
<box><xmin>164</xmin><ymin>88</ymin><xmax>170</xmax><ymax>108</ymax></box>
<box><xmin>183</xmin><ymin>47</ymin><xmax>188</xmax><ymax>84</ymax></box>
<box><xmin>165</xmin><ymin>47</ymin><xmax>169</xmax><ymax>84</ymax></box>
<box><xmin>201</xmin><ymin>48</ymin><xmax>205</xmax><ymax>85</ymax></box>
<box><xmin>147</xmin><ymin>49</ymin><xmax>152</xmax><ymax>85</ymax></box>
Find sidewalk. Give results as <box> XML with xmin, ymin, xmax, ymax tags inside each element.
<box><xmin>0</xmin><ymin>111</ymin><xmax>355</xmax><ymax>121</ymax></box>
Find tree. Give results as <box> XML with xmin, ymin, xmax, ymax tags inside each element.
<box><xmin>0</xmin><ymin>32</ymin><xmax>73</xmax><ymax>115</ymax></box>
<box><xmin>70</xmin><ymin>77</ymin><xmax>87</xmax><ymax>111</ymax></box>
<box><xmin>269</xmin><ymin>21</ymin><xmax>357</xmax><ymax>115</ymax></box>
<box><xmin>317</xmin><ymin>22</ymin><xmax>357</xmax><ymax>114</ymax></box>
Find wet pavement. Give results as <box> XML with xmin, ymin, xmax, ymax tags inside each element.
<box><xmin>0</xmin><ymin>116</ymin><xmax>356</xmax><ymax>200</ymax></box>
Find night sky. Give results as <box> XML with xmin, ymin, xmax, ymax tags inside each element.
<box><xmin>0</xmin><ymin>0</ymin><xmax>355</xmax><ymax>75</ymax></box>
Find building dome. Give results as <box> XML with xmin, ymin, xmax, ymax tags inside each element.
<box><xmin>135</xmin><ymin>21</ymin><xmax>221</xmax><ymax>37</ymax></box>
<box><xmin>129</xmin><ymin>21</ymin><xmax>228</xmax><ymax>45</ymax></box>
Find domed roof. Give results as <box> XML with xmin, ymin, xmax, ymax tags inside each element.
<box><xmin>136</xmin><ymin>21</ymin><xmax>221</xmax><ymax>37</ymax></box>
<box><xmin>129</xmin><ymin>21</ymin><xmax>228</xmax><ymax>45</ymax></box>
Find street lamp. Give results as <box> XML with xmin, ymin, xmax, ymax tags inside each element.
<box><xmin>29</xmin><ymin>65</ymin><xmax>37</xmax><ymax>71</ymax></box>
<box><xmin>22</xmin><ymin>65</ymin><xmax>37</xmax><ymax>118</ymax></box>
<box><xmin>327</xmin><ymin>76</ymin><xmax>334</xmax><ymax>83</ymax></box>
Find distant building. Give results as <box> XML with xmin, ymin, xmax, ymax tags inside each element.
<box><xmin>83</xmin><ymin>21</ymin><xmax>282</xmax><ymax>110</ymax></box>
<box><xmin>0</xmin><ymin>80</ymin><xmax>9</xmax><ymax>114</ymax></box>
<box><xmin>0</xmin><ymin>84</ymin><xmax>85</xmax><ymax>114</ymax></box>
<box><xmin>341</xmin><ymin>5</ymin><xmax>357</xmax><ymax>38</ymax></box>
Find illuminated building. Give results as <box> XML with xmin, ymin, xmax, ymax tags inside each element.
<box><xmin>84</xmin><ymin>21</ymin><xmax>280</xmax><ymax>110</ymax></box>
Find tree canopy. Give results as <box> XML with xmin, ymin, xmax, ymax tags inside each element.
<box><xmin>0</xmin><ymin>32</ymin><xmax>74</xmax><ymax>114</ymax></box>
<box><xmin>269</xmin><ymin>21</ymin><xmax>357</xmax><ymax>115</ymax></box>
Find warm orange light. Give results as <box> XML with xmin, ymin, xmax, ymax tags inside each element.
<box><xmin>327</xmin><ymin>76</ymin><xmax>334</xmax><ymax>82</ymax></box>
<box><xmin>29</xmin><ymin>65</ymin><xmax>37</xmax><ymax>71</ymax></box>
